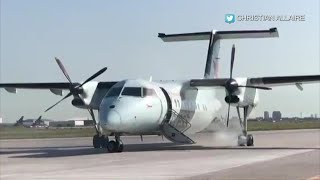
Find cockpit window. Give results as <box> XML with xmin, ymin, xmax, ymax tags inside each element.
<box><xmin>106</xmin><ymin>87</ymin><xmax>123</xmax><ymax>97</ymax></box>
<box><xmin>105</xmin><ymin>81</ymin><xmax>125</xmax><ymax>98</ymax></box>
<box><xmin>121</xmin><ymin>87</ymin><xmax>142</xmax><ymax>97</ymax></box>
<box><xmin>143</xmin><ymin>88</ymin><xmax>156</xmax><ymax>97</ymax></box>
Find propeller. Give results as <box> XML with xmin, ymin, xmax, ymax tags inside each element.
<box><xmin>224</xmin><ymin>45</ymin><xmax>271</xmax><ymax>127</ymax></box>
<box><xmin>45</xmin><ymin>58</ymin><xmax>107</xmax><ymax>112</ymax></box>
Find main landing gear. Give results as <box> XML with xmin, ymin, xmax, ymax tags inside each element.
<box><xmin>89</xmin><ymin>109</ymin><xmax>124</xmax><ymax>153</ymax></box>
<box><xmin>236</xmin><ymin>106</ymin><xmax>254</xmax><ymax>147</ymax></box>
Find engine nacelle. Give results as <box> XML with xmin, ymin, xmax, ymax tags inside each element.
<box><xmin>225</xmin><ymin>78</ymin><xmax>260</xmax><ymax>107</ymax></box>
<box><xmin>224</xmin><ymin>95</ymin><xmax>240</xmax><ymax>103</ymax></box>
<box><xmin>226</xmin><ymin>88</ymin><xmax>259</xmax><ymax>107</ymax></box>
<box><xmin>72</xmin><ymin>98</ymin><xmax>85</xmax><ymax>107</ymax></box>
<box><xmin>70</xmin><ymin>81</ymin><xmax>110</xmax><ymax>110</ymax></box>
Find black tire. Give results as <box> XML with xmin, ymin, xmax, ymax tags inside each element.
<box><xmin>116</xmin><ymin>140</ymin><xmax>124</xmax><ymax>152</ymax></box>
<box><xmin>107</xmin><ymin>140</ymin><xmax>117</xmax><ymax>153</ymax></box>
<box><xmin>93</xmin><ymin>134</ymin><xmax>101</xmax><ymax>149</ymax></box>
<box><xmin>247</xmin><ymin>134</ymin><xmax>254</xmax><ymax>146</ymax></box>
<box><xmin>100</xmin><ymin>135</ymin><xmax>109</xmax><ymax>148</ymax></box>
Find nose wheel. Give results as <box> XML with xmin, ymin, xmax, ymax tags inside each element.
<box><xmin>107</xmin><ymin>134</ymin><xmax>124</xmax><ymax>153</ymax></box>
<box><xmin>92</xmin><ymin>135</ymin><xmax>109</xmax><ymax>148</ymax></box>
<box><xmin>107</xmin><ymin>139</ymin><xmax>124</xmax><ymax>153</ymax></box>
<box><xmin>93</xmin><ymin>134</ymin><xmax>124</xmax><ymax>153</ymax></box>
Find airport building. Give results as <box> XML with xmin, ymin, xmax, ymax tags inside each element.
<box><xmin>272</xmin><ymin>111</ymin><xmax>282</xmax><ymax>121</ymax></box>
<box><xmin>264</xmin><ymin>111</ymin><xmax>270</xmax><ymax>120</ymax></box>
<box><xmin>49</xmin><ymin>121</ymin><xmax>75</xmax><ymax>127</ymax></box>
<box><xmin>49</xmin><ymin>119</ymin><xmax>93</xmax><ymax>127</ymax></box>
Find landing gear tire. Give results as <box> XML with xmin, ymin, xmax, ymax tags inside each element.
<box><xmin>93</xmin><ymin>134</ymin><xmax>101</xmax><ymax>148</ymax></box>
<box><xmin>100</xmin><ymin>135</ymin><xmax>109</xmax><ymax>148</ymax></box>
<box><xmin>237</xmin><ymin>135</ymin><xmax>246</xmax><ymax>146</ymax></box>
<box><xmin>116</xmin><ymin>140</ymin><xmax>124</xmax><ymax>152</ymax></box>
<box><xmin>93</xmin><ymin>135</ymin><xmax>109</xmax><ymax>149</ymax></box>
<box><xmin>237</xmin><ymin>134</ymin><xmax>254</xmax><ymax>146</ymax></box>
<box><xmin>107</xmin><ymin>139</ymin><xmax>124</xmax><ymax>153</ymax></box>
<box><xmin>107</xmin><ymin>140</ymin><xmax>118</xmax><ymax>153</ymax></box>
<box><xmin>246</xmin><ymin>134</ymin><xmax>254</xmax><ymax>146</ymax></box>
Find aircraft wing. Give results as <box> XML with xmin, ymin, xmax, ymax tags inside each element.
<box><xmin>0</xmin><ymin>82</ymin><xmax>77</xmax><ymax>89</ymax></box>
<box><xmin>248</xmin><ymin>75</ymin><xmax>320</xmax><ymax>87</ymax></box>
<box><xmin>0</xmin><ymin>82</ymin><xmax>118</xmax><ymax>95</ymax></box>
<box><xmin>190</xmin><ymin>75</ymin><xmax>320</xmax><ymax>89</ymax></box>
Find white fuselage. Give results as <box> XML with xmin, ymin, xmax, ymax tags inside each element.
<box><xmin>75</xmin><ymin>78</ymin><xmax>259</xmax><ymax>136</ymax></box>
<box><xmin>95</xmin><ymin>79</ymin><xmax>258</xmax><ymax>136</ymax></box>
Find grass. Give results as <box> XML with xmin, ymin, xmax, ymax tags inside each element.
<box><xmin>248</xmin><ymin>120</ymin><xmax>320</xmax><ymax>131</ymax></box>
<box><xmin>0</xmin><ymin>127</ymin><xmax>95</xmax><ymax>139</ymax></box>
<box><xmin>0</xmin><ymin>120</ymin><xmax>319</xmax><ymax>139</ymax></box>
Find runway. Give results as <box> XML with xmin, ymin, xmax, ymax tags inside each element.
<box><xmin>0</xmin><ymin>129</ymin><xmax>319</xmax><ymax>180</ymax></box>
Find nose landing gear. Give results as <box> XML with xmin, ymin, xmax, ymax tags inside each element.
<box><xmin>89</xmin><ymin>109</ymin><xmax>124</xmax><ymax>152</ymax></box>
<box><xmin>92</xmin><ymin>134</ymin><xmax>124</xmax><ymax>152</ymax></box>
<box><xmin>93</xmin><ymin>135</ymin><xmax>109</xmax><ymax>148</ymax></box>
<box><xmin>107</xmin><ymin>135</ymin><xmax>124</xmax><ymax>153</ymax></box>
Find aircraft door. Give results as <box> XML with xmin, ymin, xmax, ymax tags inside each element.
<box><xmin>160</xmin><ymin>87</ymin><xmax>172</xmax><ymax>123</ymax></box>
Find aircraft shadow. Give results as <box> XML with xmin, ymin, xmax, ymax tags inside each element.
<box><xmin>2</xmin><ymin>143</ymin><xmax>319</xmax><ymax>158</ymax></box>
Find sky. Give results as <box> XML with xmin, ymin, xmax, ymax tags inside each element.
<box><xmin>0</xmin><ymin>0</ymin><xmax>319</xmax><ymax>122</ymax></box>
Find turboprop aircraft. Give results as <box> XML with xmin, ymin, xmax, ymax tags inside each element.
<box><xmin>1</xmin><ymin>27</ymin><xmax>319</xmax><ymax>153</ymax></box>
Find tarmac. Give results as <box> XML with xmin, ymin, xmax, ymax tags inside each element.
<box><xmin>0</xmin><ymin>129</ymin><xmax>319</xmax><ymax>180</ymax></box>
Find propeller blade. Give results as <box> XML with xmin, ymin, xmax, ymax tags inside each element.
<box><xmin>55</xmin><ymin>57</ymin><xmax>73</xmax><ymax>85</ymax></box>
<box><xmin>226</xmin><ymin>102</ymin><xmax>231</xmax><ymax>127</ymax></box>
<box><xmin>238</xmin><ymin>85</ymin><xmax>272</xmax><ymax>90</ymax></box>
<box><xmin>45</xmin><ymin>92</ymin><xmax>72</xmax><ymax>112</ymax></box>
<box><xmin>230</xmin><ymin>44</ymin><xmax>235</xmax><ymax>79</ymax></box>
<box><xmin>79</xmin><ymin>67</ymin><xmax>107</xmax><ymax>87</ymax></box>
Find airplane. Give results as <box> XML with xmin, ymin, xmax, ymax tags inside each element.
<box><xmin>13</xmin><ymin>115</ymin><xmax>45</xmax><ymax>128</ymax></box>
<box><xmin>31</xmin><ymin>116</ymin><xmax>48</xmax><ymax>128</ymax></box>
<box><xmin>14</xmin><ymin>116</ymin><xmax>24</xmax><ymax>126</ymax></box>
<box><xmin>1</xmin><ymin>27</ymin><xmax>319</xmax><ymax>153</ymax></box>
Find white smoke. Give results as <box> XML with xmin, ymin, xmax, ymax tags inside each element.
<box><xmin>210</xmin><ymin>130</ymin><xmax>241</xmax><ymax>146</ymax></box>
<box><xmin>200</xmin><ymin>117</ymin><xmax>243</xmax><ymax>146</ymax></box>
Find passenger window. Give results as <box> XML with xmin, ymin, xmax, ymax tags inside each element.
<box><xmin>122</xmin><ymin>87</ymin><xmax>142</xmax><ymax>97</ymax></box>
<box><xmin>143</xmin><ymin>88</ymin><xmax>156</xmax><ymax>97</ymax></box>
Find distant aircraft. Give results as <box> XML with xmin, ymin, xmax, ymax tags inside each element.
<box><xmin>14</xmin><ymin>115</ymin><xmax>46</xmax><ymax>128</ymax></box>
<box><xmin>1</xmin><ymin>28</ymin><xmax>319</xmax><ymax>153</ymax></box>
<box><xmin>31</xmin><ymin>116</ymin><xmax>48</xmax><ymax>128</ymax></box>
<box><xmin>14</xmin><ymin>116</ymin><xmax>24</xmax><ymax>126</ymax></box>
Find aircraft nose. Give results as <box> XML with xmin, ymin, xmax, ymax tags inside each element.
<box><xmin>104</xmin><ymin>110</ymin><xmax>121</xmax><ymax>131</ymax></box>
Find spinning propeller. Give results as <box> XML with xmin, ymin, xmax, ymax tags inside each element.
<box><xmin>45</xmin><ymin>58</ymin><xmax>107</xmax><ymax>112</ymax></box>
<box><xmin>224</xmin><ymin>45</ymin><xmax>271</xmax><ymax>127</ymax></box>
